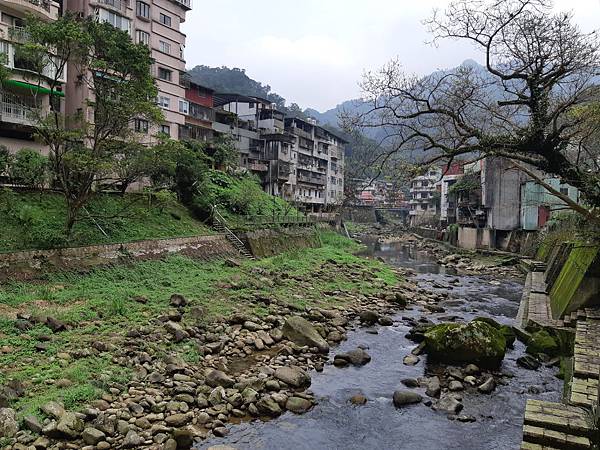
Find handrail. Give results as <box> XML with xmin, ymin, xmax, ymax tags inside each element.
<box><xmin>212</xmin><ymin>206</ymin><xmax>248</xmax><ymax>249</ymax></box>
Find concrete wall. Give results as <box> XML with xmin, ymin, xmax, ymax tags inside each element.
<box><xmin>343</xmin><ymin>206</ymin><xmax>378</xmax><ymax>223</ymax></box>
<box><xmin>244</xmin><ymin>228</ymin><xmax>321</xmax><ymax>258</ymax></box>
<box><xmin>0</xmin><ymin>235</ymin><xmax>238</xmax><ymax>281</ymax></box>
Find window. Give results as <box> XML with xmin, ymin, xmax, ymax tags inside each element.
<box><xmin>159</xmin><ymin>40</ymin><xmax>171</xmax><ymax>54</ymax></box>
<box><xmin>560</xmin><ymin>187</ymin><xmax>569</xmax><ymax>195</ymax></box>
<box><xmin>160</xmin><ymin>124</ymin><xmax>171</xmax><ymax>135</ymax></box>
<box><xmin>136</xmin><ymin>1</ymin><xmax>150</xmax><ymax>19</ymax></box>
<box><xmin>158</xmin><ymin>67</ymin><xmax>172</xmax><ymax>81</ymax></box>
<box><xmin>179</xmin><ymin>99</ymin><xmax>189</xmax><ymax>115</ymax></box>
<box><xmin>248</xmin><ymin>102</ymin><xmax>255</xmax><ymax>109</ymax></box>
<box><xmin>157</xmin><ymin>96</ymin><xmax>170</xmax><ymax>109</ymax></box>
<box><xmin>159</xmin><ymin>13</ymin><xmax>172</xmax><ymax>27</ymax></box>
<box><xmin>135</xmin><ymin>119</ymin><xmax>149</xmax><ymax>134</ymax></box>
<box><xmin>135</xmin><ymin>30</ymin><xmax>150</xmax><ymax>46</ymax></box>
<box><xmin>97</xmin><ymin>8</ymin><xmax>131</xmax><ymax>33</ymax></box>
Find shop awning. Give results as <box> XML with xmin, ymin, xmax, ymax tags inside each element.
<box><xmin>3</xmin><ymin>79</ymin><xmax>65</xmax><ymax>97</ymax></box>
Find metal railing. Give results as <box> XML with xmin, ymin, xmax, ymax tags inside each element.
<box><xmin>171</xmin><ymin>0</ymin><xmax>192</xmax><ymax>8</ymax></box>
<box><xmin>96</xmin><ymin>0</ymin><xmax>127</xmax><ymax>12</ymax></box>
<box><xmin>0</xmin><ymin>93</ymin><xmax>38</xmax><ymax>125</ymax></box>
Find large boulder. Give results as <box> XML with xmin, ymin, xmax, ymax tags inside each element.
<box><xmin>473</xmin><ymin>317</ymin><xmax>516</xmax><ymax>348</ymax></box>
<box><xmin>526</xmin><ymin>330</ymin><xmax>559</xmax><ymax>357</ymax></box>
<box><xmin>0</xmin><ymin>408</ymin><xmax>18</xmax><ymax>437</ymax></box>
<box><xmin>392</xmin><ymin>391</ymin><xmax>422</xmax><ymax>407</ymax></box>
<box><xmin>274</xmin><ymin>366</ymin><xmax>311</xmax><ymax>389</ymax></box>
<box><xmin>282</xmin><ymin>317</ymin><xmax>329</xmax><ymax>353</ymax></box>
<box><xmin>424</xmin><ymin>321</ymin><xmax>507</xmax><ymax>367</ymax></box>
<box><xmin>205</xmin><ymin>369</ymin><xmax>235</xmax><ymax>388</ymax></box>
<box><xmin>333</xmin><ymin>348</ymin><xmax>371</xmax><ymax>367</ymax></box>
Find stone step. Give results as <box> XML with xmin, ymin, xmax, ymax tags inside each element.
<box><xmin>524</xmin><ymin>400</ymin><xmax>592</xmax><ymax>437</ymax></box>
<box><xmin>570</xmin><ymin>377</ymin><xmax>598</xmax><ymax>408</ymax></box>
<box><xmin>522</xmin><ymin>424</ymin><xmax>591</xmax><ymax>450</ymax></box>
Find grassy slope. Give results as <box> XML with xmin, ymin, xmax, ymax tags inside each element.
<box><xmin>0</xmin><ymin>231</ymin><xmax>399</xmax><ymax>418</ymax></box>
<box><xmin>0</xmin><ymin>191</ymin><xmax>212</xmax><ymax>252</ymax></box>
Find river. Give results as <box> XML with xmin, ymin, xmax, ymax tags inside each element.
<box><xmin>198</xmin><ymin>238</ymin><xmax>561</xmax><ymax>450</ymax></box>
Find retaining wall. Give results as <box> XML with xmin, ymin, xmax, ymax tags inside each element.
<box><xmin>243</xmin><ymin>228</ymin><xmax>321</xmax><ymax>258</ymax></box>
<box><xmin>0</xmin><ymin>235</ymin><xmax>239</xmax><ymax>281</ymax></box>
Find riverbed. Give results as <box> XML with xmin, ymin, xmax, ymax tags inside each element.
<box><xmin>198</xmin><ymin>239</ymin><xmax>561</xmax><ymax>450</ymax></box>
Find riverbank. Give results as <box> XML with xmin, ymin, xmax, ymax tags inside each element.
<box><xmin>0</xmin><ymin>231</ymin><xmax>406</xmax><ymax>449</ymax></box>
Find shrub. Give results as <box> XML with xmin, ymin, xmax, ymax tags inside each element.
<box><xmin>9</xmin><ymin>148</ymin><xmax>47</xmax><ymax>188</ymax></box>
<box><xmin>0</xmin><ymin>145</ymin><xmax>11</xmax><ymax>175</ymax></box>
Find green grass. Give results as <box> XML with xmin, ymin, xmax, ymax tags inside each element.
<box><xmin>0</xmin><ymin>230</ymin><xmax>399</xmax><ymax>418</ymax></box>
<box><xmin>0</xmin><ymin>189</ymin><xmax>213</xmax><ymax>252</ymax></box>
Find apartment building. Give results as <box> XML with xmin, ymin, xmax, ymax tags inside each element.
<box><xmin>284</xmin><ymin>117</ymin><xmax>345</xmax><ymax>212</ymax></box>
<box><xmin>0</xmin><ymin>0</ymin><xmax>63</xmax><ymax>155</ymax></box>
<box><xmin>64</xmin><ymin>0</ymin><xmax>192</xmax><ymax>140</ymax></box>
<box><xmin>179</xmin><ymin>79</ymin><xmax>214</xmax><ymax>142</ymax></box>
<box><xmin>408</xmin><ymin>166</ymin><xmax>442</xmax><ymax>226</ymax></box>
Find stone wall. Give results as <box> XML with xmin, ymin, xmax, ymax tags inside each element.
<box><xmin>243</xmin><ymin>228</ymin><xmax>321</xmax><ymax>258</ymax></box>
<box><xmin>0</xmin><ymin>235</ymin><xmax>239</xmax><ymax>281</ymax></box>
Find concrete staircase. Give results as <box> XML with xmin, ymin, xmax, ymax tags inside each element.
<box><xmin>212</xmin><ymin>208</ymin><xmax>255</xmax><ymax>260</ymax></box>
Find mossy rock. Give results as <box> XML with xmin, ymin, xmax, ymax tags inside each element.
<box><xmin>473</xmin><ymin>317</ymin><xmax>516</xmax><ymax>348</ymax></box>
<box><xmin>526</xmin><ymin>330</ymin><xmax>559</xmax><ymax>357</ymax></box>
<box><xmin>424</xmin><ymin>320</ymin><xmax>507</xmax><ymax>368</ymax></box>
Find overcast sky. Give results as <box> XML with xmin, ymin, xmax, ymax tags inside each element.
<box><xmin>182</xmin><ymin>0</ymin><xmax>600</xmax><ymax>112</ymax></box>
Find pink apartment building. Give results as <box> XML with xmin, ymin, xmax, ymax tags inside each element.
<box><xmin>64</xmin><ymin>0</ymin><xmax>192</xmax><ymax>141</ymax></box>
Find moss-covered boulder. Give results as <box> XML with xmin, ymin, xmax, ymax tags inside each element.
<box><xmin>473</xmin><ymin>317</ymin><xmax>516</xmax><ymax>348</ymax></box>
<box><xmin>526</xmin><ymin>330</ymin><xmax>559</xmax><ymax>357</ymax></box>
<box><xmin>424</xmin><ymin>320</ymin><xmax>507</xmax><ymax>368</ymax></box>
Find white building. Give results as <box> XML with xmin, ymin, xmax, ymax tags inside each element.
<box><xmin>408</xmin><ymin>167</ymin><xmax>442</xmax><ymax>226</ymax></box>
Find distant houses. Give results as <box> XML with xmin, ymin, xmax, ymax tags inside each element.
<box><xmin>408</xmin><ymin>157</ymin><xmax>581</xmax><ymax>251</ymax></box>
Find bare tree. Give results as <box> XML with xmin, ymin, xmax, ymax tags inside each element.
<box><xmin>344</xmin><ymin>0</ymin><xmax>600</xmax><ymax>211</ymax></box>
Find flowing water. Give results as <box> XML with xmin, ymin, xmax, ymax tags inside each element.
<box><xmin>198</xmin><ymin>238</ymin><xmax>561</xmax><ymax>450</ymax></box>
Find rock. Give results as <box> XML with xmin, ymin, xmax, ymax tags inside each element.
<box><xmin>426</xmin><ymin>376</ymin><xmax>441</xmax><ymax>398</ymax></box>
<box><xmin>473</xmin><ymin>317</ymin><xmax>516</xmax><ymax>348</ymax></box>
<box><xmin>526</xmin><ymin>330</ymin><xmax>559</xmax><ymax>357</ymax></box>
<box><xmin>82</xmin><ymin>427</ymin><xmax>106</xmax><ymax>445</ymax></box>
<box><xmin>46</xmin><ymin>316</ymin><xmax>67</xmax><ymax>333</ymax></box>
<box><xmin>256</xmin><ymin>396</ymin><xmax>282</xmax><ymax>416</ymax></box>
<box><xmin>165</xmin><ymin>414</ymin><xmax>191</xmax><ymax>427</ymax></box>
<box><xmin>241</xmin><ymin>387</ymin><xmax>259</xmax><ymax>404</ymax></box>
<box><xmin>401</xmin><ymin>378</ymin><xmax>419</xmax><ymax>388</ymax></box>
<box><xmin>285</xmin><ymin>397</ymin><xmax>312</xmax><ymax>414</ymax></box>
<box><xmin>424</xmin><ymin>320</ymin><xmax>507</xmax><ymax>367</ymax></box>
<box><xmin>274</xmin><ymin>366</ymin><xmax>311</xmax><ymax>389</ymax></box>
<box><xmin>464</xmin><ymin>375</ymin><xmax>477</xmax><ymax>386</ymax></box>
<box><xmin>403</xmin><ymin>355</ymin><xmax>420</xmax><ymax>366</ymax></box>
<box><xmin>464</xmin><ymin>364</ymin><xmax>480</xmax><ymax>375</ymax></box>
<box><xmin>173</xmin><ymin>428</ymin><xmax>194</xmax><ymax>448</ymax></box>
<box><xmin>449</xmin><ymin>381</ymin><xmax>464</xmax><ymax>391</ymax></box>
<box><xmin>435</xmin><ymin>395</ymin><xmax>463</xmax><ymax>414</ymax></box>
<box><xmin>0</xmin><ymin>408</ymin><xmax>18</xmax><ymax>437</ymax></box>
<box><xmin>41</xmin><ymin>401</ymin><xmax>65</xmax><ymax>419</ymax></box>
<box><xmin>170</xmin><ymin>293</ymin><xmax>188</xmax><ymax>307</ymax></box>
<box><xmin>206</xmin><ymin>369</ymin><xmax>235</xmax><ymax>388</ymax></box>
<box><xmin>164</xmin><ymin>321</ymin><xmax>189</xmax><ymax>343</ymax></box>
<box><xmin>23</xmin><ymin>415</ymin><xmax>43</xmax><ymax>434</ymax></box>
<box><xmin>517</xmin><ymin>355</ymin><xmax>541</xmax><ymax>370</ymax></box>
<box><xmin>213</xmin><ymin>427</ymin><xmax>229</xmax><ymax>437</ymax></box>
<box><xmin>349</xmin><ymin>394</ymin><xmax>368</xmax><ymax>405</ymax></box>
<box><xmin>378</xmin><ymin>316</ymin><xmax>394</xmax><ymax>326</ymax></box>
<box><xmin>333</xmin><ymin>348</ymin><xmax>371</xmax><ymax>367</ymax></box>
<box><xmin>56</xmin><ymin>412</ymin><xmax>84</xmax><ymax>439</ymax></box>
<box><xmin>392</xmin><ymin>390</ymin><xmax>422</xmax><ymax>407</ymax></box>
<box><xmin>282</xmin><ymin>317</ymin><xmax>329</xmax><ymax>353</ymax></box>
<box><xmin>478</xmin><ymin>377</ymin><xmax>496</xmax><ymax>394</ymax></box>
<box><xmin>359</xmin><ymin>310</ymin><xmax>379</xmax><ymax>325</ymax></box>
<box><xmin>122</xmin><ymin>430</ymin><xmax>144</xmax><ymax>448</ymax></box>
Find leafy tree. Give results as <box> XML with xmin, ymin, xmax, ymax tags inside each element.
<box><xmin>0</xmin><ymin>145</ymin><xmax>11</xmax><ymax>176</ymax></box>
<box><xmin>345</xmin><ymin>0</ymin><xmax>600</xmax><ymax>216</ymax></box>
<box><xmin>9</xmin><ymin>148</ymin><xmax>47</xmax><ymax>188</ymax></box>
<box><xmin>22</xmin><ymin>14</ymin><xmax>162</xmax><ymax>234</ymax></box>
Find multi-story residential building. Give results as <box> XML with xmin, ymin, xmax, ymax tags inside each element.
<box><xmin>438</xmin><ymin>162</ymin><xmax>464</xmax><ymax>226</ymax></box>
<box><xmin>179</xmin><ymin>79</ymin><xmax>214</xmax><ymax>142</ymax></box>
<box><xmin>408</xmin><ymin>166</ymin><xmax>441</xmax><ymax>226</ymax></box>
<box><xmin>284</xmin><ymin>117</ymin><xmax>345</xmax><ymax>212</ymax></box>
<box><xmin>0</xmin><ymin>0</ymin><xmax>64</xmax><ymax>155</ymax></box>
<box><xmin>65</xmin><ymin>0</ymin><xmax>192</xmax><ymax>140</ymax></box>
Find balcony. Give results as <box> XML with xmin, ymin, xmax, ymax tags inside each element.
<box><xmin>94</xmin><ymin>0</ymin><xmax>128</xmax><ymax>12</ymax></box>
<box><xmin>3</xmin><ymin>0</ymin><xmax>56</xmax><ymax>20</ymax></box>
<box><xmin>170</xmin><ymin>0</ymin><xmax>192</xmax><ymax>10</ymax></box>
<box><xmin>8</xmin><ymin>26</ymin><xmax>30</xmax><ymax>44</ymax></box>
<box><xmin>0</xmin><ymin>92</ymin><xmax>39</xmax><ymax>126</ymax></box>
<box><xmin>297</xmin><ymin>172</ymin><xmax>326</xmax><ymax>186</ymax></box>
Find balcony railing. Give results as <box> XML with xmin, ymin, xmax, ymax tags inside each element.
<box><xmin>95</xmin><ymin>0</ymin><xmax>128</xmax><ymax>12</ymax></box>
<box><xmin>8</xmin><ymin>26</ymin><xmax>30</xmax><ymax>44</ymax></box>
<box><xmin>171</xmin><ymin>0</ymin><xmax>192</xmax><ymax>9</ymax></box>
<box><xmin>27</xmin><ymin>0</ymin><xmax>51</xmax><ymax>11</ymax></box>
<box><xmin>0</xmin><ymin>93</ymin><xmax>39</xmax><ymax>126</ymax></box>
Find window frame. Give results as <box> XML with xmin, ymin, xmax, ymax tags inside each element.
<box><xmin>135</xmin><ymin>1</ymin><xmax>150</xmax><ymax>19</ymax></box>
<box><xmin>159</xmin><ymin>13</ymin><xmax>172</xmax><ymax>27</ymax></box>
<box><xmin>157</xmin><ymin>67</ymin><xmax>172</xmax><ymax>82</ymax></box>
